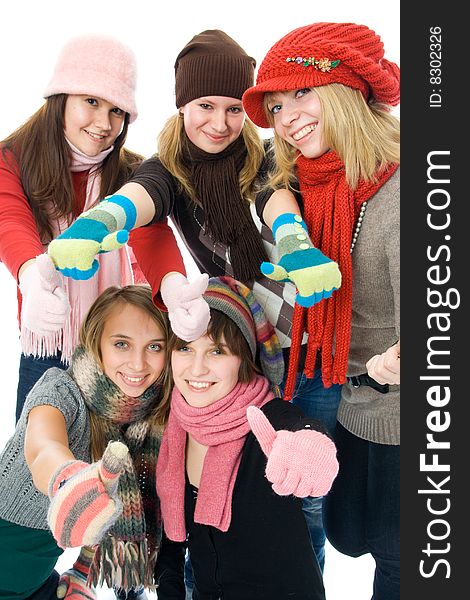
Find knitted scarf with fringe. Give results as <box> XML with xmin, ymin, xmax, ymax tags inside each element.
<box><xmin>182</xmin><ymin>133</ymin><xmax>268</xmax><ymax>284</ymax></box>
<box><xmin>284</xmin><ymin>152</ymin><xmax>399</xmax><ymax>398</ymax></box>
<box><xmin>156</xmin><ymin>375</ymin><xmax>273</xmax><ymax>541</ymax></box>
<box><xmin>69</xmin><ymin>346</ymin><xmax>163</xmax><ymax>591</ymax></box>
<box><xmin>20</xmin><ymin>140</ymin><xmax>133</xmax><ymax>363</ymax></box>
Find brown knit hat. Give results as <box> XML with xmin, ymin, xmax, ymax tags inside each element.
<box><xmin>174</xmin><ymin>30</ymin><xmax>256</xmax><ymax>108</ymax></box>
<box><xmin>243</xmin><ymin>22</ymin><xmax>400</xmax><ymax>128</ymax></box>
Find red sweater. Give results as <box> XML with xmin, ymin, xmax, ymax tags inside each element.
<box><xmin>0</xmin><ymin>151</ymin><xmax>185</xmax><ymax>322</ymax></box>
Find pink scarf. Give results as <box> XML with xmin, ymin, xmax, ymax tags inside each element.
<box><xmin>156</xmin><ymin>375</ymin><xmax>274</xmax><ymax>541</ymax></box>
<box><xmin>20</xmin><ymin>140</ymin><xmax>134</xmax><ymax>362</ymax></box>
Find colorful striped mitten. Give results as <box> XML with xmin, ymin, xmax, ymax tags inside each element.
<box><xmin>48</xmin><ymin>194</ymin><xmax>137</xmax><ymax>280</ymax></box>
<box><xmin>57</xmin><ymin>546</ymin><xmax>96</xmax><ymax>599</ymax></box>
<box><xmin>247</xmin><ymin>406</ymin><xmax>339</xmax><ymax>497</ymax></box>
<box><xmin>261</xmin><ymin>213</ymin><xmax>341</xmax><ymax>307</ymax></box>
<box><xmin>47</xmin><ymin>441</ymin><xmax>128</xmax><ymax>548</ymax></box>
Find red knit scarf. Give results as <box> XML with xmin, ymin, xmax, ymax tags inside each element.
<box><xmin>284</xmin><ymin>151</ymin><xmax>399</xmax><ymax>399</ymax></box>
<box><xmin>156</xmin><ymin>375</ymin><xmax>274</xmax><ymax>541</ymax></box>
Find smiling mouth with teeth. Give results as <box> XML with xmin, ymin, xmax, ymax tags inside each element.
<box><xmin>188</xmin><ymin>380</ymin><xmax>212</xmax><ymax>390</ymax></box>
<box><xmin>292</xmin><ymin>123</ymin><xmax>318</xmax><ymax>141</ymax></box>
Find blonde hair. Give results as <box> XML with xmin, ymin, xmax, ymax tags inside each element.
<box><xmin>78</xmin><ymin>285</ymin><xmax>174</xmax><ymax>458</ymax></box>
<box><xmin>264</xmin><ymin>83</ymin><xmax>400</xmax><ymax>190</ymax></box>
<box><xmin>157</xmin><ymin>113</ymin><xmax>265</xmax><ymax>201</ymax></box>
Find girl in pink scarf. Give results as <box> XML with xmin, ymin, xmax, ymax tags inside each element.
<box><xmin>156</xmin><ymin>276</ymin><xmax>339</xmax><ymax>600</ymax></box>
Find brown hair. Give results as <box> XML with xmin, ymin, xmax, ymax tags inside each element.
<box><xmin>172</xmin><ymin>308</ymin><xmax>261</xmax><ymax>383</ymax></box>
<box><xmin>1</xmin><ymin>94</ymin><xmax>142</xmax><ymax>242</ymax></box>
<box><xmin>78</xmin><ymin>285</ymin><xmax>174</xmax><ymax>458</ymax></box>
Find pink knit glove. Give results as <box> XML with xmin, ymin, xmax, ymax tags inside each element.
<box><xmin>47</xmin><ymin>441</ymin><xmax>128</xmax><ymax>548</ymax></box>
<box><xmin>57</xmin><ymin>546</ymin><xmax>96</xmax><ymax>599</ymax></box>
<box><xmin>19</xmin><ymin>253</ymin><xmax>70</xmax><ymax>334</ymax></box>
<box><xmin>247</xmin><ymin>406</ymin><xmax>339</xmax><ymax>497</ymax></box>
<box><xmin>160</xmin><ymin>272</ymin><xmax>210</xmax><ymax>341</ymax></box>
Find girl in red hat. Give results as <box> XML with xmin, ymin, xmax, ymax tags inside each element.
<box><xmin>242</xmin><ymin>22</ymin><xmax>400</xmax><ymax>600</ymax></box>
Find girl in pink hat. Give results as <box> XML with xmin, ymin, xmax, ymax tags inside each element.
<box><xmin>0</xmin><ymin>33</ymin><xmax>184</xmax><ymax>427</ymax></box>
<box><xmin>242</xmin><ymin>22</ymin><xmax>400</xmax><ymax>600</ymax></box>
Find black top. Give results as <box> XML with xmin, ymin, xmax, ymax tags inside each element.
<box><xmin>182</xmin><ymin>398</ymin><xmax>327</xmax><ymax>600</ymax></box>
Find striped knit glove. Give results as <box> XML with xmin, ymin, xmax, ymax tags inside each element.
<box><xmin>57</xmin><ymin>546</ymin><xmax>96</xmax><ymax>599</ymax></box>
<box><xmin>247</xmin><ymin>406</ymin><xmax>339</xmax><ymax>497</ymax></box>
<box><xmin>47</xmin><ymin>441</ymin><xmax>129</xmax><ymax>548</ymax></box>
<box><xmin>261</xmin><ymin>213</ymin><xmax>341</xmax><ymax>307</ymax></box>
<box><xmin>48</xmin><ymin>195</ymin><xmax>137</xmax><ymax>280</ymax></box>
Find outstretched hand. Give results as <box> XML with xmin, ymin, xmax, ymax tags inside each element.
<box><xmin>47</xmin><ymin>441</ymin><xmax>129</xmax><ymax>548</ymax></box>
<box><xmin>19</xmin><ymin>254</ymin><xmax>70</xmax><ymax>333</ymax></box>
<box><xmin>247</xmin><ymin>406</ymin><xmax>339</xmax><ymax>497</ymax></box>
<box><xmin>161</xmin><ymin>272</ymin><xmax>210</xmax><ymax>341</ymax></box>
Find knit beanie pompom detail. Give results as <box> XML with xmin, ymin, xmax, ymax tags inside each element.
<box><xmin>44</xmin><ymin>34</ymin><xmax>138</xmax><ymax>123</ymax></box>
<box><xmin>242</xmin><ymin>22</ymin><xmax>400</xmax><ymax>128</ymax></box>
<box><xmin>174</xmin><ymin>30</ymin><xmax>256</xmax><ymax>108</ymax></box>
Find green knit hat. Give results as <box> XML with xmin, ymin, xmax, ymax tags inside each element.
<box><xmin>203</xmin><ymin>276</ymin><xmax>284</xmax><ymax>386</ymax></box>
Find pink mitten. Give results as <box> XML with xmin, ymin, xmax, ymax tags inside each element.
<box><xmin>57</xmin><ymin>546</ymin><xmax>96</xmax><ymax>599</ymax></box>
<box><xmin>19</xmin><ymin>253</ymin><xmax>70</xmax><ymax>333</ymax></box>
<box><xmin>247</xmin><ymin>406</ymin><xmax>339</xmax><ymax>497</ymax></box>
<box><xmin>160</xmin><ymin>272</ymin><xmax>210</xmax><ymax>340</ymax></box>
<box><xmin>47</xmin><ymin>441</ymin><xmax>128</xmax><ymax>548</ymax></box>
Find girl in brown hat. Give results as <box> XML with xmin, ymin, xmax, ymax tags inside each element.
<box><xmin>242</xmin><ymin>22</ymin><xmax>400</xmax><ymax>600</ymax></box>
<box><xmin>47</xmin><ymin>29</ymin><xmax>342</xmax><ymax>577</ymax></box>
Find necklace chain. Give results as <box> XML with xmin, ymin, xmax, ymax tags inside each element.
<box><xmin>350</xmin><ymin>201</ymin><xmax>368</xmax><ymax>253</ymax></box>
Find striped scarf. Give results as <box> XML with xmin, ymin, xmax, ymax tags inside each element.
<box><xmin>285</xmin><ymin>152</ymin><xmax>399</xmax><ymax>397</ymax></box>
<box><xmin>69</xmin><ymin>346</ymin><xmax>163</xmax><ymax>591</ymax></box>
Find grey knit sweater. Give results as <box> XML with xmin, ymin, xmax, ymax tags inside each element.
<box><xmin>337</xmin><ymin>169</ymin><xmax>400</xmax><ymax>445</ymax></box>
<box><xmin>0</xmin><ymin>368</ymin><xmax>91</xmax><ymax>529</ymax></box>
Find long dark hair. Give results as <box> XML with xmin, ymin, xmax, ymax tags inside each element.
<box><xmin>1</xmin><ymin>94</ymin><xmax>142</xmax><ymax>242</ymax></box>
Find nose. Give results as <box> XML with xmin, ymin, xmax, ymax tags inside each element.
<box><xmin>280</xmin><ymin>99</ymin><xmax>299</xmax><ymax>127</ymax></box>
<box><xmin>189</xmin><ymin>352</ymin><xmax>210</xmax><ymax>377</ymax></box>
<box><xmin>210</xmin><ymin>109</ymin><xmax>228</xmax><ymax>133</ymax></box>
<box><xmin>128</xmin><ymin>349</ymin><xmax>146</xmax><ymax>371</ymax></box>
<box><xmin>94</xmin><ymin>109</ymin><xmax>112</xmax><ymax>132</ymax></box>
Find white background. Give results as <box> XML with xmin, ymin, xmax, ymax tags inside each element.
<box><xmin>1</xmin><ymin>1</ymin><xmax>398</xmax><ymax>597</ymax></box>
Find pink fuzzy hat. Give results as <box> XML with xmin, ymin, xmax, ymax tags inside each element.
<box><xmin>44</xmin><ymin>34</ymin><xmax>138</xmax><ymax>123</ymax></box>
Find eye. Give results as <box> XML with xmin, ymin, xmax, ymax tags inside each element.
<box><xmin>269</xmin><ymin>103</ymin><xmax>282</xmax><ymax>115</ymax></box>
<box><xmin>114</xmin><ymin>340</ymin><xmax>128</xmax><ymax>349</ymax></box>
<box><xmin>85</xmin><ymin>98</ymin><xmax>99</xmax><ymax>106</ymax></box>
<box><xmin>199</xmin><ymin>103</ymin><xmax>212</xmax><ymax>110</ymax></box>
<box><xmin>111</xmin><ymin>107</ymin><xmax>125</xmax><ymax>117</ymax></box>
<box><xmin>228</xmin><ymin>106</ymin><xmax>243</xmax><ymax>114</ymax></box>
<box><xmin>295</xmin><ymin>88</ymin><xmax>311</xmax><ymax>99</ymax></box>
<box><xmin>148</xmin><ymin>342</ymin><xmax>163</xmax><ymax>352</ymax></box>
<box><xmin>177</xmin><ymin>345</ymin><xmax>191</xmax><ymax>352</ymax></box>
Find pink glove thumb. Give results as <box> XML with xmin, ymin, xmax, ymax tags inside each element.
<box><xmin>19</xmin><ymin>254</ymin><xmax>70</xmax><ymax>334</ymax></box>
<box><xmin>161</xmin><ymin>272</ymin><xmax>210</xmax><ymax>341</ymax></box>
<box><xmin>246</xmin><ymin>405</ymin><xmax>277</xmax><ymax>456</ymax></box>
<box><xmin>247</xmin><ymin>406</ymin><xmax>339</xmax><ymax>498</ymax></box>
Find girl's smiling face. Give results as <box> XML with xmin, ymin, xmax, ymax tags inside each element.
<box><xmin>181</xmin><ymin>96</ymin><xmax>245</xmax><ymax>154</ymax></box>
<box><xmin>171</xmin><ymin>333</ymin><xmax>241</xmax><ymax>408</ymax></box>
<box><xmin>64</xmin><ymin>94</ymin><xmax>125</xmax><ymax>156</ymax></box>
<box><xmin>100</xmin><ymin>303</ymin><xmax>166</xmax><ymax>397</ymax></box>
<box><xmin>267</xmin><ymin>87</ymin><xmax>329</xmax><ymax>159</ymax></box>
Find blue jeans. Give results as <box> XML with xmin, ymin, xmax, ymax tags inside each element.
<box><xmin>16</xmin><ymin>353</ymin><xmax>66</xmax><ymax>423</ymax></box>
<box><xmin>324</xmin><ymin>422</ymin><xmax>400</xmax><ymax>600</ymax></box>
<box><xmin>282</xmin><ymin>369</ymin><xmax>342</xmax><ymax>572</ymax></box>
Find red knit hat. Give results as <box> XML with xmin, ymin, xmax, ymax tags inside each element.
<box><xmin>243</xmin><ymin>22</ymin><xmax>400</xmax><ymax>128</ymax></box>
